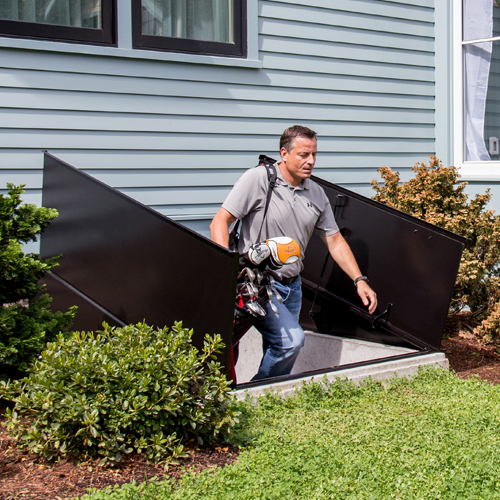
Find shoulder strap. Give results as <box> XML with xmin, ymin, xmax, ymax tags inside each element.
<box><xmin>231</xmin><ymin>155</ymin><xmax>278</xmax><ymax>245</ymax></box>
<box><xmin>257</xmin><ymin>155</ymin><xmax>278</xmax><ymax>241</ymax></box>
<box><xmin>258</xmin><ymin>154</ymin><xmax>278</xmax><ymax>218</ymax></box>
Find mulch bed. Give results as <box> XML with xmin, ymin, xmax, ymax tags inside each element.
<box><xmin>2</xmin><ymin>330</ymin><xmax>500</xmax><ymax>500</ymax></box>
<box><xmin>441</xmin><ymin>330</ymin><xmax>500</xmax><ymax>384</ymax></box>
<box><xmin>0</xmin><ymin>431</ymin><xmax>238</xmax><ymax>499</ymax></box>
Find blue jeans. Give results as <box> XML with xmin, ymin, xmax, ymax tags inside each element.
<box><xmin>251</xmin><ymin>276</ymin><xmax>305</xmax><ymax>381</ymax></box>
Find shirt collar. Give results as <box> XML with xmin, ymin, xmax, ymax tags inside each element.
<box><xmin>276</xmin><ymin>165</ymin><xmax>311</xmax><ymax>191</ymax></box>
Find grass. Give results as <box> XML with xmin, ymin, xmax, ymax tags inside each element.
<box><xmin>76</xmin><ymin>368</ymin><xmax>500</xmax><ymax>499</ymax></box>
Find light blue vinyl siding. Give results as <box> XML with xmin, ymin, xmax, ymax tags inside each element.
<box><xmin>0</xmin><ymin>0</ymin><xmax>436</xmax><ymax>235</ymax></box>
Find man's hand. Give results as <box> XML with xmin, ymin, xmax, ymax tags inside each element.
<box><xmin>355</xmin><ymin>280</ymin><xmax>377</xmax><ymax>315</ymax></box>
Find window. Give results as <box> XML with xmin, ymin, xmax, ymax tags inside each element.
<box><xmin>0</xmin><ymin>0</ymin><xmax>116</xmax><ymax>45</ymax></box>
<box><xmin>456</xmin><ymin>0</ymin><xmax>500</xmax><ymax>163</ymax></box>
<box><xmin>132</xmin><ymin>0</ymin><xmax>247</xmax><ymax>58</ymax></box>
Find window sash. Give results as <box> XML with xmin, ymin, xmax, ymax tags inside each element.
<box><xmin>463</xmin><ymin>35</ymin><xmax>500</xmax><ymax>44</ymax></box>
<box><xmin>132</xmin><ymin>0</ymin><xmax>246</xmax><ymax>58</ymax></box>
<box><xmin>0</xmin><ymin>0</ymin><xmax>116</xmax><ymax>45</ymax></box>
<box><xmin>454</xmin><ymin>0</ymin><xmax>500</xmax><ymax>166</ymax></box>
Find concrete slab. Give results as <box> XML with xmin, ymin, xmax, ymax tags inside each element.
<box><xmin>235</xmin><ymin>352</ymin><xmax>449</xmax><ymax>400</ymax></box>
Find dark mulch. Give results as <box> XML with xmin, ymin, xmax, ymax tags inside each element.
<box><xmin>2</xmin><ymin>331</ymin><xmax>500</xmax><ymax>500</ymax></box>
<box><xmin>441</xmin><ymin>329</ymin><xmax>500</xmax><ymax>384</ymax></box>
<box><xmin>0</xmin><ymin>431</ymin><xmax>238</xmax><ymax>500</ymax></box>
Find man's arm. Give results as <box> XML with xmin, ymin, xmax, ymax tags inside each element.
<box><xmin>210</xmin><ymin>207</ymin><xmax>237</xmax><ymax>249</ymax></box>
<box><xmin>320</xmin><ymin>232</ymin><xmax>377</xmax><ymax>314</ymax></box>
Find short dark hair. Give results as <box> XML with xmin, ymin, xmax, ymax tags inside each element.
<box><xmin>279</xmin><ymin>125</ymin><xmax>317</xmax><ymax>152</ymax></box>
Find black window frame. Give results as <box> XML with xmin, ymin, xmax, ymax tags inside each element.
<box><xmin>0</xmin><ymin>0</ymin><xmax>116</xmax><ymax>46</ymax></box>
<box><xmin>132</xmin><ymin>0</ymin><xmax>247</xmax><ymax>58</ymax></box>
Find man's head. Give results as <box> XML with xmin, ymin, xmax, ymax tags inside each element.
<box><xmin>279</xmin><ymin>125</ymin><xmax>317</xmax><ymax>153</ymax></box>
<box><xmin>279</xmin><ymin>125</ymin><xmax>318</xmax><ymax>187</ymax></box>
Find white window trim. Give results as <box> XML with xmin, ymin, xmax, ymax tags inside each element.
<box><xmin>0</xmin><ymin>0</ymin><xmax>261</xmax><ymax>69</ymax></box>
<box><xmin>453</xmin><ymin>0</ymin><xmax>500</xmax><ymax>180</ymax></box>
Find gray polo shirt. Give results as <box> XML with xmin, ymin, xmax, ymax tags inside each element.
<box><xmin>222</xmin><ymin>164</ymin><xmax>339</xmax><ymax>278</ymax></box>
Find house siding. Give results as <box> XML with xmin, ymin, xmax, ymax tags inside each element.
<box><xmin>0</xmin><ymin>0</ymin><xmax>436</xmax><ymax>235</ymax></box>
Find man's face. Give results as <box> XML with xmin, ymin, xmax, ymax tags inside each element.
<box><xmin>280</xmin><ymin>136</ymin><xmax>317</xmax><ymax>187</ymax></box>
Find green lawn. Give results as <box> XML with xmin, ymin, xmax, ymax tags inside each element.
<box><xmin>77</xmin><ymin>368</ymin><xmax>500</xmax><ymax>500</ymax></box>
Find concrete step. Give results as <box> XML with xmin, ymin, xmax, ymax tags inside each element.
<box><xmin>234</xmin><ymin>328</ymin><xmax>448</xmax><ymax>398</ymax></box>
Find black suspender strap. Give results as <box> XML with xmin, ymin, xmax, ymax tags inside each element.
<box><xmin>229</xmin><ymin>155</ymin><xmax>278</xmax><ymax>250</ymax></box>
<box><xmin>256</xmin><ymin>155</ymin><xmax>278</xmax><ymax>241</ymax></box>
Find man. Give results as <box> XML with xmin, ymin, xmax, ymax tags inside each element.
<box><xmin>210</xmin><ymin>125</ymin><xmax>377</xmax><ymax>380</ymax></box>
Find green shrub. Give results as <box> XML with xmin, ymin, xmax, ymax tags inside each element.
<box><xmin>371</xmin><ymin>156</ymin><xmax>500</xmax><ymax>341</ymax></box>
<box><xmin>0</xmin><ymin>322</ymin><xmax>239</xmax><ymax>465</ymax></box>
<box><xmin>0</xmin><ymin>183</ymin><xmax>76</xmax><ymax>379</ymax></box>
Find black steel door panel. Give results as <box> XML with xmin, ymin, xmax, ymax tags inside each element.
<box><xmin>302</xmin><ymin>180</ymin><xmax>467</xmax><ymax>351</ymax></box>
<box><xmin>41</xmin><ymin>153</ymin><xmax>239</xmax><ymax>366</ymax></box>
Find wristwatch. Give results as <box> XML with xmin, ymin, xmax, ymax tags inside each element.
<box><xmin>354</xmin><ymin>275</ymin><xmax>369</xmax><ymax>287</ymax></box>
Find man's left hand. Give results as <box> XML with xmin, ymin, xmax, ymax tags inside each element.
<box><xmin>356</xmin><ymin>280</ymin><xmax>377</xmax><ymax>315</ymax></box>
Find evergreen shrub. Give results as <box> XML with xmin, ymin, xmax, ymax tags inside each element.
<box><xmin>371</xmin><ymin>156</ymin><xmax>500</xmax><ymax>341</ymax></box>
<box><xmin>0</xmin><ymin>183</ymin><xmax>75</xmax><ymax>379</ymax></box>
<box><xmin>1</xmin><ymin>322</ymin><xmax>239</xmax><ymax>465</ymax></box>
